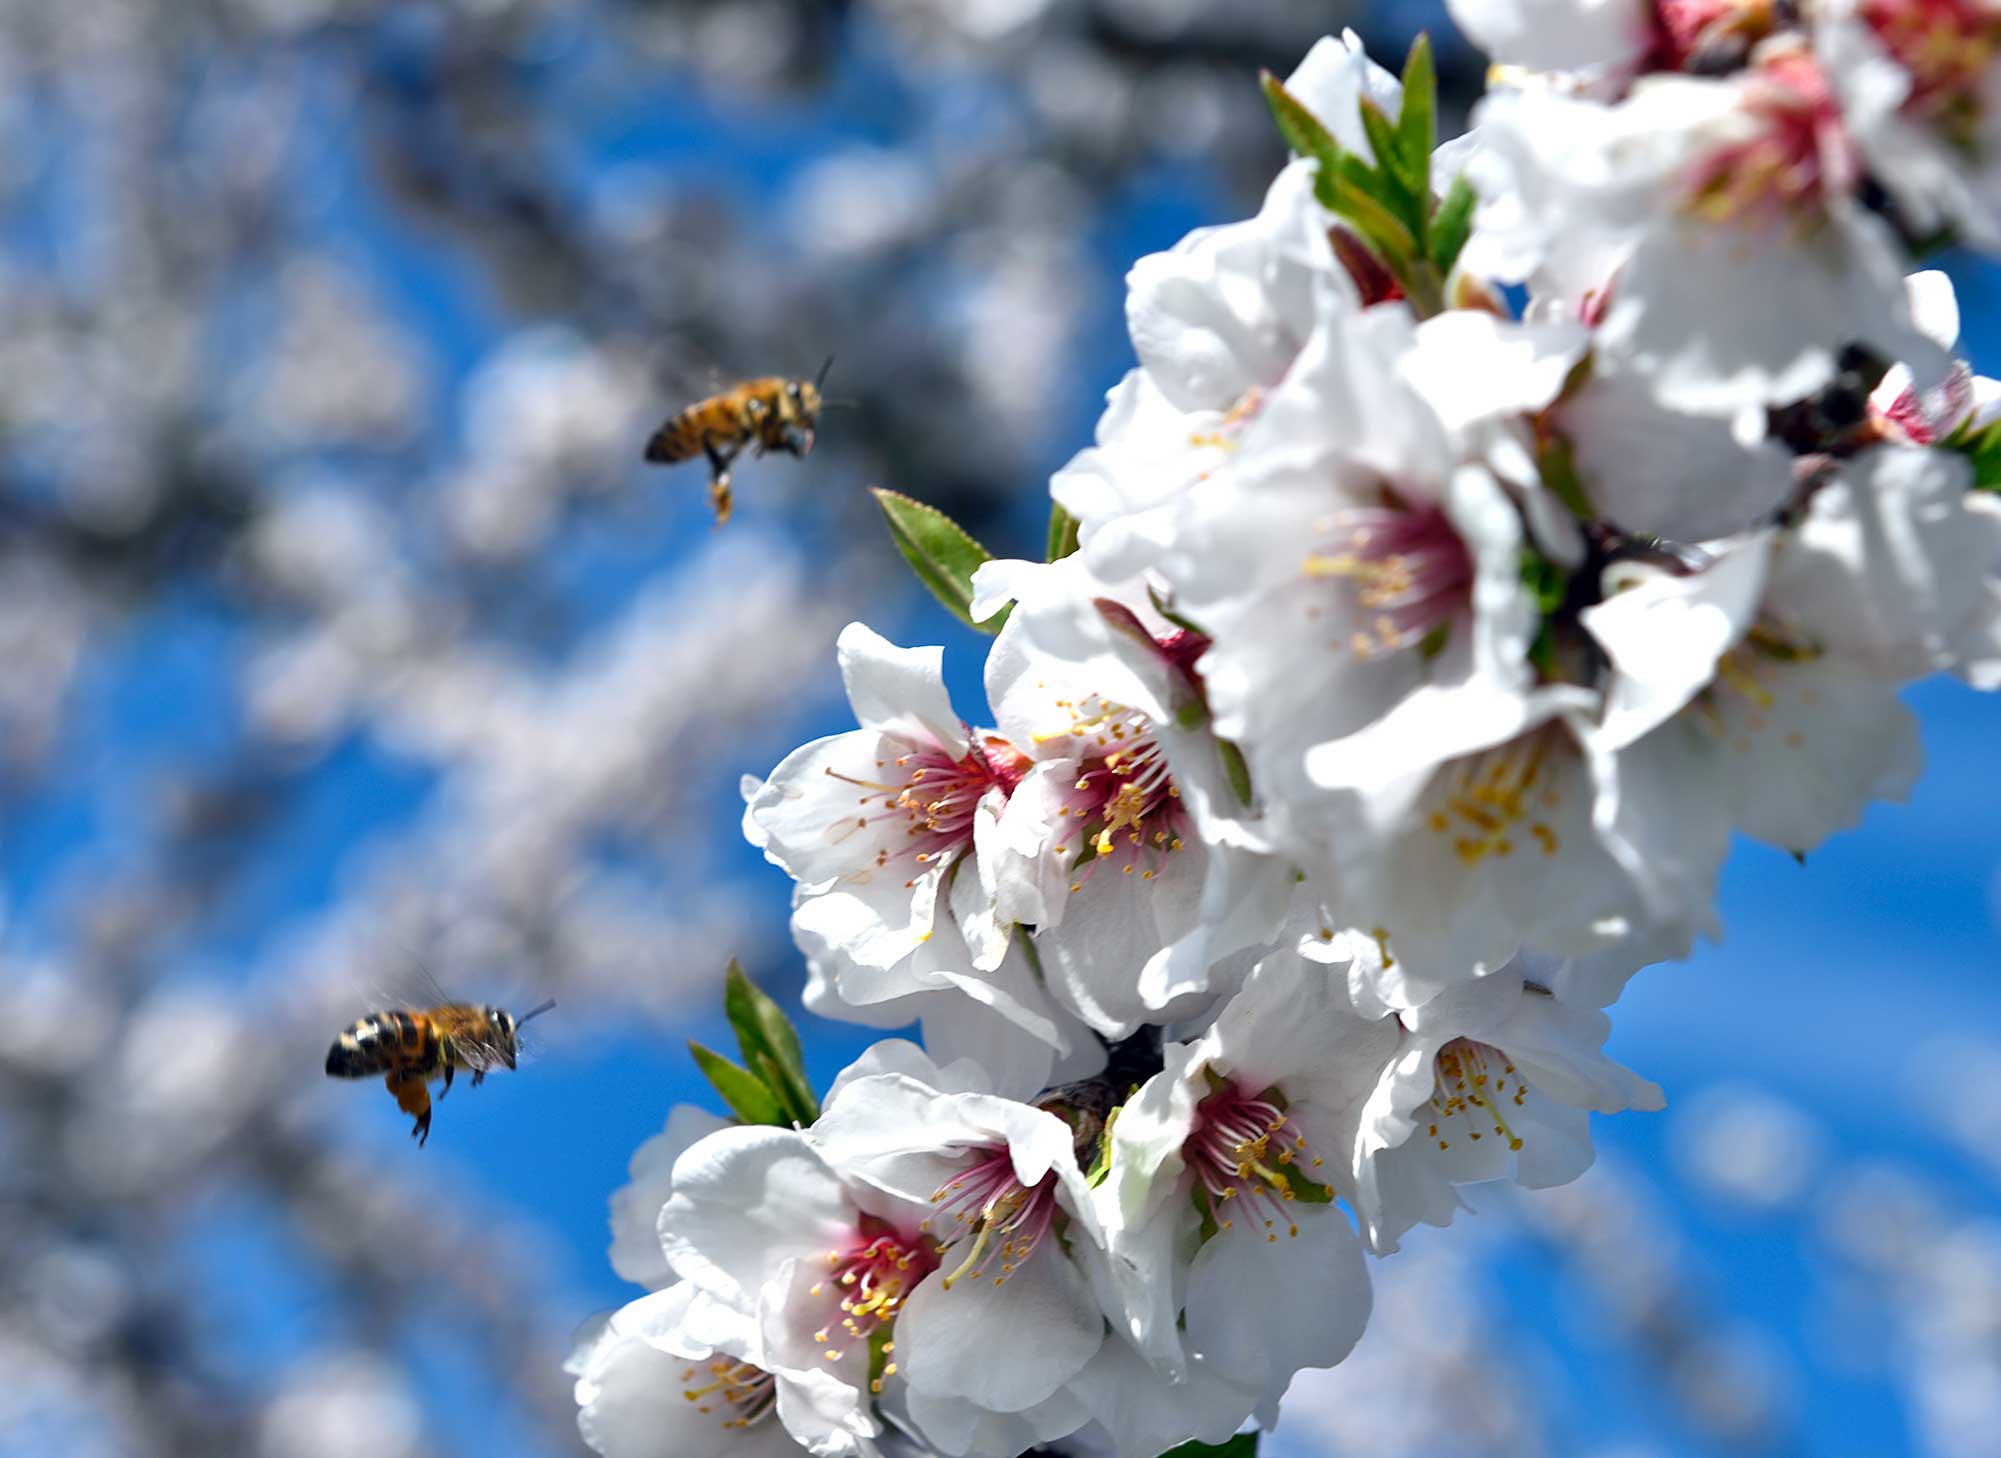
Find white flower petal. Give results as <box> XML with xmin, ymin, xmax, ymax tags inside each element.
<box><xmin>895</xmin><ymin>1232</ymin><xmax>1105</xmax><ymax>1412</ymax></box>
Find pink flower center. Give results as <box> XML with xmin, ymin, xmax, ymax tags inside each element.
<box><xmin>1182</xmin><ymin>1079</ymin><xmax>1323</xmax><ymax>1243</ymax></box>
<box><xmin>1871</xmin><ymin>361</ymin><xmax>1975</xmax><ymax>445</ymax></box>
<box><xmin>808</xmin><ymin>1226</ymin><xmax>935</xmax><ymax>1389</ymax></box>
<box><xmin>681</xmin><ymin>1358</ymin><xmax>777</xmax><ymax>1430</ymax></box>
<box><xmin>1037</xmin><ymin>696</ymin><xmax>1189</xmax><ymax>888</ymax></box>
<box><xmin>1303</xmin><ymin>498</ymin><xmax>1474</xmax><ymax>659</ymax></box>
<box><xmin>1685</xmin><ymin>51</ymin><xmax>1860</xmax><ymax>222</ymax></box>
<box><xmin>1861</xmin><ymin>0</ymin><xmax>2001</xmax><ymax>147</ymax></box>
<box><xmin>825</xmin><ymin>739</ymin><xmax>999</xmax><ymax>888</ymax></box>
<box><xmin>926</xmin><ymin>1144</ymin><xmax>1061</xmax><ymax>1289</ymax></box>
<box><xmin>1425</xmin><ymin>1039</ymin><xmax>1527</xmax><ymax>1152</ymax></box>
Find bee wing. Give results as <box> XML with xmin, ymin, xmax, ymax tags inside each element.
<box><xmin>363</xmin><ymin>957</ymin><xmax>454</xmax><ymax>1017</ymax></box>
<box><xmin>650</xmin><ymin>353</ymin><xmax>734</xmax><ymax>405</ymax></box>
<box><xmin>456</xmin><ymin>1034</ymin><xmax>516</xmax><ymax>1073</ymax></box>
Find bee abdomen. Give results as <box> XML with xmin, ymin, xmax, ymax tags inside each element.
<box><xmin>644</xmin><ymin>409</ymin><xmax>707</xmax><ymax>464</ymax></box>
<box><xmin>324</xmin><ymin>1010</ymin><xmax>433</xmax><ymax>1079</ymax></box>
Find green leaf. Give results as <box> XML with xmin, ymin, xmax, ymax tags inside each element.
<box><xmin>1427</xmin><ymin>173</ymin><xmax>1478</xmax><ymax>274</ymax></box>
<box><xmin>1327</xmin><ymin>165</ymin><xmax>1416</xmax><ymax>269</ymax></box>
<box><xmin>1947</xmin><ymin>419</ymin><xmax>2001</xmax><ymax>492</ymax></box>
<box><xmin>1396</xmin><ymin>34</ymin><xmax>1437</xmax><ymax>200</ymax></box>
<box><xmin>1519</xmin><ymin>544</ymin><xmax>1569</xmax><ymax>618</ymax></box>
<box><xmin>1356</xmin><ymin>99</ymin><xmax>1419</xmax><ymax>223</ymax></box>
<box><xmin>1217</xmin><ymin>738</ymin><xmax>1253</xmax><ymax>807</ymax></box>
<box><xmin>1159</xmin><ymin>1433</ymin><xmax>1257</xmax><ymax>1458</ymax></box>
<box><xmin>1046</xmin><ymin>501</ymin><xmax>1081</xmax><ymax>561</ymax></box>
<box><xmin>868</xmin><ymin>1325</ymin><xmax>898</xmax><ymax>1394</ymax></box>
<box><xmin>688</xmin><ymin>1041</ymin><xmax>788</xmax><ymax>1127</ymax></box>
<box><xmin>1259</xmin><ymin>70</ymin><xmax>1342</xmax><ymax>174</ymax></box>
<box><xmin>1260</xmin><ymin>71</ymin><xmax>1349</xmax><ymax>215</ymax></box>
<box><xmin>724</xmin><ymin>959</ymin><xmax>819</xmax><ymax>1126</ymax></box>
<box><xmin>869</xmin><ymin>487</ymin><xmax>1004</xmax><ymax>633</ymax></box>
<box><xmin>1086</xmin><ymin>1103</ymin><xmax>1120</xmax><ymax>1188</ymax></box>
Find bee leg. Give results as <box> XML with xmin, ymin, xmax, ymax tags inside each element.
<box><xmin>387</xmin><ymin>1073</ymin><xmax>433</xmax><ymax>1147</ymax></box>
<box><xmin>702</xmin><ymin>442</ymin><xmax>739</xmax><ymax>526</ymax></box>
<box><xmin>702</xmin><ymin>439</ymin><xmax>740</xmax><ymax>479</ymax></box>
<box><xmin>439</xmin><ymin>1063</ymin><xmax>454</xmax><ymax>1100</ymax></box>
<box><xmin>470</xmin><ymin>1069</ymin><xmax>486</xmax><ymax>1090</ymax></box>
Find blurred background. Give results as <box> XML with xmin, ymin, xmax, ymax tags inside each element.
<box><xmin>0</xmin><ymin>2</ymin><xmax>1995</xmax><ymax>1456</ymax></box>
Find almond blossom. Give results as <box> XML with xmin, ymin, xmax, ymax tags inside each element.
<box><xmin>577</xmin><ymin>13</ymin><xmax>2001</xmax><ymax>1458</ymax></box>
<box><xmin>1349</xmin><ymin>962</ymin><xmax>1665</xmax><ymax>1254</ymax></box>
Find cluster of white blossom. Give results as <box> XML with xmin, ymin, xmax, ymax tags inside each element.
<box><xmin>575</xmin><ymin>5</ymin><xmax>2001</xmax><ymax>1456</ymax></box>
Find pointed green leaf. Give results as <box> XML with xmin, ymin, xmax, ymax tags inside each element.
<box><xmin>1397</xmin><ymin>34</ymin><xmax>1437</xmax><ymax>199</ymax></box>
<box><xmin>688</xmin><ymin>1041</ymin><xmax>788</xmax><ymax>1127</ymax></box>
<box><xmin>1261</xmin><ymin>71</ymin><xmax>1350</xmax><ymax>215</ymax></box>
<box><xmin>1160</xmin><ymin>1433</ymin><xmax>1257</xmax><ymax>1458</ymax></box>
<box><xmin>1259</xmin><ymin>70</ymin><xmax>1342</xmax><ymax>173</ymax></box>
<box><xmin>869</xmin><ymin>487</ymin><xmax>1004</xmax><ymax>633</ymax></box>
<box><xmin>1046</xmin><ymin>501</ymin><xmax>1081</xmax><ymax>561</ymax></box>
<box><xmin>1356</xmin><ymin>99</ymin><xmax>1419</xmax><ymax>223</ymax></box>
<box><xmin>724</xmin><ymin>960</ymin><xmax>819</xmax><ymax>1125</ymax></box>
<box><xmin>1428</xmin><ymin>173</ymin><xmax>1478</xmax><ymax>274</ymax></box>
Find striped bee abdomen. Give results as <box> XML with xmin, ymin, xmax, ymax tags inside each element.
<box><xmin>324</xmin><ymin>1010</ymin><xmax>440</xmax><ymax>1079</ymax></box>
<box><xmin>644</xmin><ymin>409</ymin><xmax>707</xmax><ymax>464</ymax></box>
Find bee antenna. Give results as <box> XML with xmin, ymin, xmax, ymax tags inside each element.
<box><xmin>516</xmin><ymin>998</ymin><xmax>557</xmax><ymax>1027</ymax></box>
<box><xmin>814</xmin><ymin>354</ymin><xmax>835</xmax><ymax>391</ymax></box>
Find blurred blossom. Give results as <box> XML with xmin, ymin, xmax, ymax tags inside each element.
<box><xmin>237</xmin><ymin>256</ymin><xmax>432</xmax><ymax>454</ymax></box>
<box><xmin>787</xmin><ymin>148</ymin><xmax>937</xmax><ymax>261</ymax></box>
<box><xmin>0</xmin><ymin>554</ymin><xmax>93</xmax><ymax>773</ymax></box>
<box><xmin>1670</xmin><ymin>1085</ymin><xmax>1828</xmax><ymax>1215</ymax></box>
<box><xmin>0</xmin><ymin>965</ymin><xmax>117</xmax><ymax>1080</ymax></box>
<box><xmin>255</xmin><ymin>1355</ymin><xmax>422</xmax><ymax>1458</ymax></box>
<box><xmin>1819</xmin><ymin>1162</ymin><xmax>2001</xmax><ymax>1458</ymax></box>
<box><xmin>1913</xmin><ymin>1037</ymin><xmax>2001</xmax><ymax>1184</ymax></box>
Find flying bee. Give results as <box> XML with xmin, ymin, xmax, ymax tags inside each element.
<box><xmin>324</xmin><ymin>998</ymin><xmax>555</xmax><ymax>1146</ymax></box>
<box><xmin>643</xmin><ymin>358</ymin><xmax>833</xmax><ymax>525</ymax></box>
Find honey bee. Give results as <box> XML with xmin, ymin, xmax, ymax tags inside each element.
<box><xmin>643</xmin><ymin>358</ymin><xmax>833</xmax><ymax>524</ymax></box>
<box><xmin>324</xmin><ymin>998</ymin><xmax>555</xmax><ymax>1145</ymax></box>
